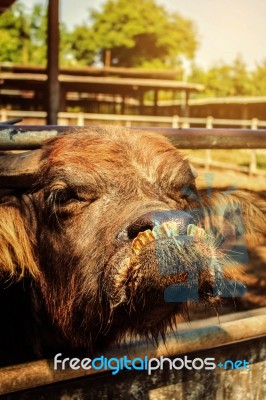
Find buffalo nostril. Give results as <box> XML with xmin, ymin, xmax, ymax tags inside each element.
<box><xmin>127</xmin><ymin>212</ymin><xmax>156</xmax><ymax>240</ymax></box>
<box><xmin>127</xmin><ymin>222</ymin><xmax>154</xmax><ymax>240</ymax></box>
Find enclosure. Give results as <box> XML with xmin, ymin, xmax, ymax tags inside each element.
<box><xmin>0</xmin><ymin>125</ymin><xmax>265</xmax><ymax>399</ymax></box>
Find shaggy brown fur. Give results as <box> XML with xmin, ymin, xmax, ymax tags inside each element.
<box><xmin>0</xmin><ymin>126</ymin><xmax>265</xmax><ymax>365</ymax></box>
<box><xmin>0</xmin><ymin>204</ymin><xmax>38</xmax><ymax>279</ymax></box>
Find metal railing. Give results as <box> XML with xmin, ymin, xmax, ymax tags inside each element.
<box><xmin>0</xmin><ymin>125</ymin><xmax>266</xmax><ymax>150</ymax></box>
<box><xmin>0</xmin><ymin>308</ymin><xmax>266</xmax><ymax>396</ymax></box>
<box><xmin>1</xmin><ymin>109</ymin><xmax>266</xmax><ymax>175</ymax></box>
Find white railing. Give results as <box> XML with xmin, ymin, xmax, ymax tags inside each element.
<box><xmin>1</xmin><ymin>109</ymin><xmax>266</xmax><ymax>129</ymax></box>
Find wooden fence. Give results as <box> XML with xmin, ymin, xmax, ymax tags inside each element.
<box><xmin>1</xmin><ymin>109</ymin><xmax>266</xmax><ymax>129</ymax></box>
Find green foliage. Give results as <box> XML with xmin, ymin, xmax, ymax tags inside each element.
<box><xmin>0</xmin><ymin>2</ymin><xmax>46</xmax><ymax>65</ymax></box>
<box><xmin>27</xmin><ymin>3</ymin><xmax>47</xmax><ymax>65</ymax></box>
<box><xmin>251</xmin><ymin>60</ymin><xmax>266</xmax><ymax>96</ymax></box>
<box><xmin>189</xmin><ymin>57</ymin><xmax>255</xmax><ymax>98</ymax></box>
<box><xmin>0</xmin><ymin>0</ymin><xmax>195</xmax><ymax>68</ymax></box>
<box><xmin>0</xmin><ymin>3</ymin><xmax>30</xmax><ymax>63</ymax></box>
<box><xmin>0</xmin><ymin>1</ymin><xmax>76</xmax><ymax>66</ymax></box>
<box><xmin>66</xmin><ymin>25</ymin><xmax>97</xmax><ymax>66</ymax></box>
<box><xmin>1</xmin><ymin>0</ymin><xmax>266</xmax><ymax>98</ymax></box>
<box><xmin>68</xmin><ymin>0</ymin><xmax>198</xmax><ymax>67</ymax></box>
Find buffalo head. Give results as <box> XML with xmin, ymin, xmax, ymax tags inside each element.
<box><xmin>0</xmin><ymin>127</ymin><xmax>265</xmax><ymax>363</ymax></box>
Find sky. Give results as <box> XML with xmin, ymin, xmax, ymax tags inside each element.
<box><xmin>21</xmin><ymin>0</ymin><xmax>266</xmax><ymax>71</ymax></box>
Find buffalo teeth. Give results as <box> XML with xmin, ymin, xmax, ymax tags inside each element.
<box><xmin>131</xmin><ymin>221</ymin><xmax>180</xmax><ymax>255</ymax></box>
<box><xmin>161</xmin><ymin>221</ymin><xmax>180</xmax><ymax>238</ymax></box>
<box><xmin>152</xmin><ymin>225</ymin><xmax>164</xmax><ymax>239</ymax></box>
<box><xmin>187</xmin><ymin>224</ymin><xmax>206</xmax><ymax>238</ymax></box>
<box><xmin>152</xmin><ymin>221</ymin><xmax>180</xmax><ymax>239</ymax></box>
<box><xmin>196</xmin><ymin>228</ymin><xmax>206</xmax><ymax>238</ymax></box>
<box><xmin>187</xmin><ymin>224</ymin><xmax>195</xmax><ymax>236</ymax></box>
<box><xmin>132</xmin><ymin>229</ymin><xmax>154</xmax><ymax>255</ymax></box>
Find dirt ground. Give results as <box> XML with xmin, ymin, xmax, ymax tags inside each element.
<box><xmin>189</xmin><ymin>167</ymin><xmax>266</xmax><ymax>319</ymax></box>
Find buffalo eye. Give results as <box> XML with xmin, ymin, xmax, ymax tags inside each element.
<box><xmin>46</xmin><ymin>188</ymin><xmax>86</xmax><ymax>208</ymax></box>
<box><xmin>54</xmin><ymin>189</ymin><xmax>77</xmax><ymax>205</ymax></box>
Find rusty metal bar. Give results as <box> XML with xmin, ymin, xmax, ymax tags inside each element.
<box><xmin>0</xmin><ymin>126</ymin><xmax>65</xmax><ymax>149</ymax></box>
<box><xmin>0</xmin><ymin>308</ymin><xmax>265</xmax><ymax>395</ymax></box>
<box><xmin>0</xmin><ymin>126</ymin><xmax>266</xmax><ymax>150</ymax></box>
<box><xmin>139</xmin><ymin>127</ymin><xmax>266</xmax><ymax>148</ymax></box>
<box><xmin>0</xmin><ymin>118</ymin><xmax>23</xmax><ymax>126</ymax></box>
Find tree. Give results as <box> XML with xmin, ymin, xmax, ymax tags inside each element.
<box><xmin>68</xmin><ymin>0</ymin><xmax>198</xmax><ymax>68</ymax></box>
<box><xmin>0</xmin><ymin>1</ymin><xmax>74</xmax><ymax>66</ymax></box>
<box><xmin>230</xmin><ymin>56</ymin><xmax>253</xmax><ymax>96</ymax></box>
<box><xmin>189</xmin><ymin>57</ymin><xmax>253</xmax><ymax>98</ymax></box>
<box><xmin>251</xmin><ymin>60</ymin><xmax>266</xmax><ymax>96</ymax></box>
<box><xmin>66</xmin><ymin>25</ymin><xmax>98</xmax><ymax>66</ymax></box>
<box><xmin>27</xmin><ymin>3</ymin><xmax>47</xmax><ymax>65</ymax></box>
<box><xmin>0</xmin><ymin>3</ymin><xmax>30</xmax><ymax>63</ymax></box>
<box><xmin>0</xmin><ymin>2</ymin><xmax>47</xmax><ymax>65</ymax></box>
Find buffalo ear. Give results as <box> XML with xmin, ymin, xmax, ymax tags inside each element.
<box><xmin>0</xmin><ymin>202</ymin><xmax>39</xmax><ymax>280</ymax></box>
<box><xmin>195</xmin><ymin>189</ymin><xmax>266</xmax><ymax>243</ymax></box>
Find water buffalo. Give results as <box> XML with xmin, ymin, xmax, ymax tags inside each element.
<box><xmin>0</xmin><ymin>127</ymin><xmax>265</xmax><ymax>365</ymax></box>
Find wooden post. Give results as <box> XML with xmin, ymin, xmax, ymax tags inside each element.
<box><xmin>112</xmin><ymin>95</ymin><xmax>116</xmax><ymax>114</ymax></box>
<box><xmin>77</xmin><ymin>113</ymin><xmax>85</xmax><ymax>126</ymax></box>
<box><xmin>104</xmin><ymin>50</ymin><xmax>111</xmax><ymax>67</ymax></box>
<box><xmin>139</xmin><ymin>91</ymin><xmax>144</xmax><ymax>115</ymax></box>
<box><xmin>205</xmin><ymin>116</ymin><xmax>213</xmax><ymax>171</ymax></box>
<box><xmin>251</xmin><ymin>118</ymin><xmax>259</xmax><ymax>130</ymax></box>
<box><xmin>59</xmin><ymin>88</ymin><xmax>66</xmax><ymax>112</ymax></box>
<box><xmin>0</xmin><ymin>109</ymin><xmax>7</xmax><ymax>122</ymax></box>
<box><xmin>181</xmin><ymin>90</ymin><xmax>190</xmax><ymax>118</ymax></box>
<box><xmin>249</xmin><ymin>150</ymin><xmax>257</xmax><ymax>176</ymax></box>
<box><xmin>121</xmin><ymin>95</ymin><xmax>125</xmax><ymax>115</ymax></box>
<box><xmin>241</xmin><ymin>104</ymin><xmax>248</xmax><ymax>128</ymax></box>
<box><xmin>172</xmin><ymin>90</ymin><xmax>179</xmax><ymax>115</ymax></box>
<box><xmin>153</xmin><ymin>89</ymin><xmax>158</xmax><ymax>116</ymax></box>
<box><xmin>185</xmin><ymin>90</ymin><xmax>190</xmax><ymax>118</ymax></box>
<box><xmin>172</xmin><ymin>115</ymin><xmax>179</xmax><ymax>128</ymax></box>
<box><xmin>249</xmin><ymin>118</ymin><xmax>258</xmax><ymax>175</ymax></box>
<box><xmin>47</xmin><ymin>0</ymin><xmax>60</xmax><ymax>125</ymax></box>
